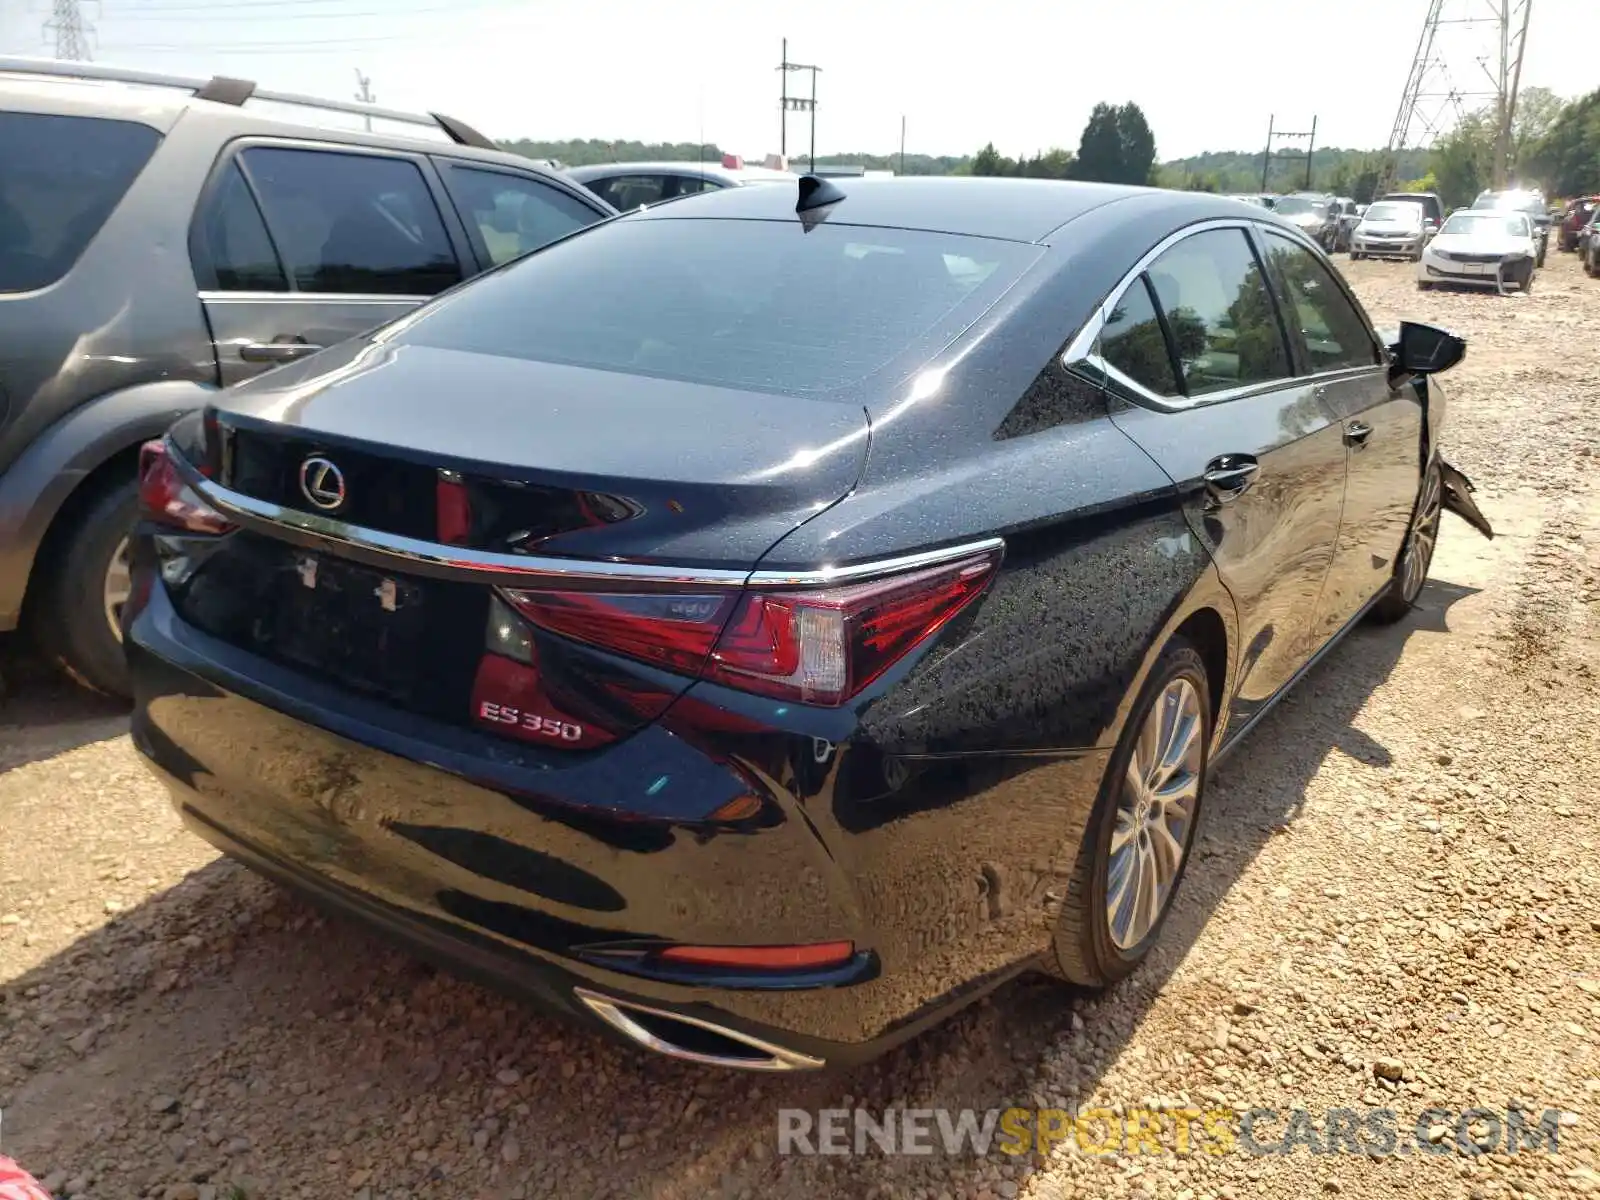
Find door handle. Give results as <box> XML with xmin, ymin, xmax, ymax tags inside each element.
<box><xmin>239</xmin><ymin>340</ymin><xmax>323</xmax><ymax>364</ymax></box>
<box><xmin>1203</xmin><ymin>455</ymin><xmax>1260</xmax><ymax>504</ymax></box>
<box><xmin>1345</xmin><ymin>420</ymin><xmax>1374</xmax><ymax>447</ymax></box>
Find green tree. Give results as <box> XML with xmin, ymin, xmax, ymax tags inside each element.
<box><xmin>971</xmin><ymin>142</ymin><xmax>1009</xmax><ymax>177</ymax></box>
<box><xmin>1510</xmin><ymin>86</ymin><xmax>1564</xmax><ymax>177</ymax></box>
<box><xmin>1526</xmin><ymin>88</ymin><xmax>1600</xmax><ymax>196</ymax></box>
<box><xmin>1072</xmin><ymin>103</ymin><xmax>1127</xmax><ymax>182</ymax></box>
<box><xmin>1116</xmin><ymin>103</ymin><xmax>1158</xmax><ymax>185</ymax></box>
<box><xmin>1430</xmin><ymin>113</ymin><xmax>1492</xmax><ymax>209</ymax></box>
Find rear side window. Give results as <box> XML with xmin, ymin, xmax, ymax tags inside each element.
<box><xmin>1100</xmin><ymin>276</ymin><xmax>1181</xmax><ymax>397</ymax></box>
<box><xmin>0</xmin><ymin>112</ymin><xmax>160</xmax><ymax>294</ymax></box>
<box><xmin>587</xmin><ymin>175</ymin><xmax>669</xmax><ymax>210</ymax></box>
<box><xmin>1143</xmin><ymin>228</ymin><xmax>1291</xmax><ymax>397</ymax></box>
<box><xmin>1259</xmin><ymin>232</ymin><xmax>1380</xmax><ymax>373</ymax></box>
<box><xmin>195</xmin><ymin>162</ymin><xmax>288</xmax><ymax>291</ymax></box>
<box><xmin>239</xmin><ymin>147</ymin><xmax>461</xmax><ymax>296</ymax></box>
<box><xmin>442</xmin><ymin>166</ymin><xmax>601</xmax><ymax>265</ymax></box>
<box><xmin>391</xmin><ymin>218</ymin><xmax>1040</xmax><ymax>397</ymax></box>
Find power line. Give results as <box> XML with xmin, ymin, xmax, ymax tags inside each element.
<box><xmin>103</xmin><ymin>3</ymin><xmax>499</xmax><ymax>20</ymax></box>
<box><xmin>44</xmin><ymin>0</ymin><xmax>95</xmax><ymax>61</ymax></box>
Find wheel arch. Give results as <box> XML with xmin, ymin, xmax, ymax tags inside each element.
<box><xmin>0</xmin><ymin>380</ymin><xmax>218</xmax><ymax>631</ymax></box>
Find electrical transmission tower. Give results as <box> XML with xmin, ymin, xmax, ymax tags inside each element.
<box><xmin>1378</xmin><ymin>0</ymin><xmax>1532</xmax><ymax>194</ymax></box>
<box><xmin>44</xmin><ymin>0</ymin><xmax>95</xmax><ymax>61</ymax></box>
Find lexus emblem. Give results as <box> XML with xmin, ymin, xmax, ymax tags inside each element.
<box><xmin>298</xmin><ymin>456</ymin><xmax>347</xmax><ymax>511</ymax></box>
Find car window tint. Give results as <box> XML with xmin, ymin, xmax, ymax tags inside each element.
<box><xmin>590</xmin><ymin>175</ymin><xmax>669</xmax><ymax>211</ymax></box>
<box><xmin>240</xmin><ymin>147</ymin><xmax>461</xmax><ymax>296</ymax></box>
<box><xmin>1260</xmin><ymin>232</ymin><xmax>1379</xmax><ymax>373</ymax></box>
<box><xmin>392</xmin><ymin>220</ymin><xmax>1040</xmax><ymax>398</ymax></box>
<box><xmin>1100</xmin><ymin>275</ymin><xmax>1180</xmax><ymax>396</ymax></box>
<box><xmin>0</xmin><ymin>112</ymin><xmax>161</xmax><ymax>294</ymax></box>
<box><xmin>196</xmin><ymin>162</ymin><xmax>287</xmax><ymax>291</ymax></box>
<box><xmin>1143</xmin><ymin>228</ymin><xmax>1290</xmax><ymax>397</ymax></box>
<box><xmin>445</xmin><ymin>167</ymin><xmax>600</xmax><ymax>265</ymax></box>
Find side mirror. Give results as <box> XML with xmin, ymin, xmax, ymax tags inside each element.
<box><xmin>1391</xmin><ymin>321</ymin><xmax>1466</xmax><ymax>378</ymax></box>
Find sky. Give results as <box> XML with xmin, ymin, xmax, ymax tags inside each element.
<box><xmin>1</xmin><ymin>0</ymin><xmax>1589</xmax><ymax>162</ymax></box>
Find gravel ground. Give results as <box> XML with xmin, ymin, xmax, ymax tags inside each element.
<box><xmin>2</xmin><ymin>253</ymin><xmax>1598</xmax><ymax>1200</ymax></box>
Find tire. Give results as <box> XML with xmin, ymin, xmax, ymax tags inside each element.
<box><xmin>1049</xmin><ymin>638</ymin><xmax>1211</xmax><ymax>987</ymax></box>
<box><xmin>1535</xmin><ymin>238</ymin><xmax>1547</xmax><ymax>268</ymax></box>
<box><xmin>1370</xmin><ymin>459</ymin><xmax>1442</xmax><ymax>625</ymax></box>
<box><xmin>34</xmin><ymin>474</ymin><xmax>139</xmax><ymax>698</ymax></box>
<box><xmin>1351</xmin><ymin>251</ymin><xmax>1365</xmax><ymax>261</ymax></box>
<box><xmin>1521</xmin><ymin>262</ymin><xmax>1536</xmax><ymax>292</ymax></box>
<box><xmin>1417</xmin><ymin>280</ymin><xmax>1433</xmax><ymax>290</ymax></box>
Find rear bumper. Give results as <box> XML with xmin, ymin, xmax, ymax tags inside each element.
<box><xmin>126</xmin><ymin>578</ymin><xmax>1083</xmax><ymax>1065</ymax></box>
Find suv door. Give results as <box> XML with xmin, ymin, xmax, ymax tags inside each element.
<box><xmin>1256</xmin><ymin>228</ymin><xmax>1418</xmax><ymax>641</ymax></box>
<box><xmin>191</xmin><ymin>142</ymin><xmax>471</xmax><ymax>385</ymax></box>
<box><xmin>1092</xmin><ymin>224</ymin><xmax>1350</xmax><ymax>731</ymax></box>
<box><xmin>433</xmin><ymin>160</ymin><xmax>609</xmax><ymax>269</ymax></box>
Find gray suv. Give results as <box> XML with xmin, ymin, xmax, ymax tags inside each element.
<box><xmin>0</xmin><ymin>58</ymin><xmax>615</xmax><ymax>697</ymax></box>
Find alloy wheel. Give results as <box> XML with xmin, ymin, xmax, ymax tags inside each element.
<box><xmin>1106</xmin><ymin>677</ymin><xmax>1202</xmax><ymax>950</ymax></box>
<box><xmin>103</xmin><ymin>535</ymin><xmax>132</xmax><ymax>643</ymax></box>
<box><xmin>1400</xmin><ymin>467</ymin><xmax>1443</xmax><ymax>604</ymax></box>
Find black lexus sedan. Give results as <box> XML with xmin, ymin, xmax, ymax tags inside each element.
<box><xmin>125</xmin><ymin>177</ymin><xmax>1493</xmax><ymax>1072</ymax></box>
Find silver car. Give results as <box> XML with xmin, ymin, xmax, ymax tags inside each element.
<box><xmin>1350</xmin><ymin>200</ymin><xmax>1429</xmax><ymax>261</ymax></box>
<box><xmin>1417</xmin><ymin>209</ymin><xmax>1539</xmax><ymax>292</ymax></box>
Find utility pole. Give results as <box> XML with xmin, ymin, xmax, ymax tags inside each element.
<box><xmin>776</xmin><ymin>40</ymin><xmax>821</xmax><ymax>171</ymax></box>
<box><xmin>354</xmin><ymin>68</ymin><xmax>375</xmax><ymax>132</ymax></box>
<box><xmin>44</xmin><ymin>0</ymin><xmax>93</xmax><ymax>61</ymax></box>
<box><xmin>1379</xmin><ymin>0</ymin><xmax>1531</xmax><ymax>194</ymax></box>
<box><xmin>1261</xmin><ymin>115</ymin><xmax>1318</xmax><ymax>192</ymax></box>
<box><xmin>900</xmin><ymin>115</ymin><xmax>907</xmax><ymax>175</ymax></box>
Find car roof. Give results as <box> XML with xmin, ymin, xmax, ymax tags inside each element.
<box><xmin>626</xmin><ymin>175</ymin><xmax>1233</xmax><ymax>244</ymax></box>
<box><xmin>0</xmin><ymin>59</ymin><xmax>552</xmax><ymax>174</ymax></box>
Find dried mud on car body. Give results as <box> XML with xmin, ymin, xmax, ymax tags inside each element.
<box><xmin>1</xmin><ymin>256</ymin><xmax>1598</xmax><ymax>1200</ymax></box>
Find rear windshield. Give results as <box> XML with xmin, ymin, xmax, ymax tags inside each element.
<box><xmin>0</xmin><ymin>112</ymin><xmax>161</xmax><ymax>293</ymax></box>
<box><xmin>389</xmin><ymin>218</ymin><xmax>1040</xmax><ymax>397</ymax></box>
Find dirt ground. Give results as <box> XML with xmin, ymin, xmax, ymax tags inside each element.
<box><xmin>1</xmin><ymin>253</ymin><xmax>1597</xmax><ymax>1200</ymax></box>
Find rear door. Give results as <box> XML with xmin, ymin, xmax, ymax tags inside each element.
<box><xmin>191</xmin><ymin>142</ymin><xmax>472</xmax><ymax>385</ymax></box>
<box><xmin>433</xmin><ymin>160</ymin><xmax>610</xmax><ymax>270</ymax></box>
<box><xmin>1256</xmin><ymin>227</ymin><xmax>1416</xmax><ymax>641</ymax></box>
<box><xmin>1095</xmin><ymin>223</ymin><xmax>1351</xmax><ymax>731</ymax></box>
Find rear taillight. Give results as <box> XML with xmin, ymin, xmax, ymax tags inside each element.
<box><xmin>137</xmin><ymin>440</ymin><xmax>234</xmax><ymax>535</ymax></box>
<box><xmin>499</xmin><ymin>548</ymin><xmax>1000</xmax><ymax>707</ymax></box>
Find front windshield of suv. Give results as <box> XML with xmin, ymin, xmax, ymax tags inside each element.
<box><xmin>1362</xmin><ymin>202</ymin><xmax>1420</xmax><ymax>225</ymax></box>
<box><xmin>1273</xmin><ymin>196</ymin><xmax>1319</xmax><ymax>216</ymax></box>
<box><xmin>1441</xmin><ymin>212</ymin><xmax>1530</xmax><ymax>238</ymax></box>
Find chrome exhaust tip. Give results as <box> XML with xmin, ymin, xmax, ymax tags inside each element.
<box><xmin>573</xmin><ymin>987</ymin><xmax>825</xmax><ymax>1072</ymax></box>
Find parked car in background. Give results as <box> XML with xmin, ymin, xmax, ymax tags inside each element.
<box><xmin>1350</xmin><ymin>199</ymin><xmax>1428</xmax><ymax>260</ymax></box>
<box><xmin>1332</xmin><ymin>197</ymin><xmax>1362</xmax><ymax>251</ymax></box>
<box><xmin>1223</xmin><ymin>193</ymin><xmax>1276</xmax><ymax>209</ymax></box>
<box><xmin>0</xmin><ymin>56</ymin><xmax>615</xmax><ymax>697</ymax></box>
<box><xmin>1557</xmin><ymin>196</ymin><xmax>1599</xmax><ymax>252</ymax></box>
<box><xmin>567</xmin><ymin>159</ymin><xmax>791</xmax><ymax>211</ymax></box>
<box><xmin>1375</xmin><ymin>191</ymin><xmax>1444</xmax><ymax>239</ymax></box>
<box><xmin>1471</xmin><ymin>189</ymin><xmax>1550</xmax><ymax>266</ymax></box>
<box><xmin>1418</xmin><ymin>208</ymin><xmax>1539</xmax><ymax>292</ymax></box>
<box><xmin>1271</xmin><ymin>192</ymin><xmax>1341</xmax><ymax>250</ymax></box>
<box><xmin>1582</xmin><ymin>209</ymin><xmax>1600</xmax><ymax>276</ymax></box>
<box><xmin>125</xmin><ymin>176</ymin><xmax>1491</xmax><ymax>1072</ymax></box>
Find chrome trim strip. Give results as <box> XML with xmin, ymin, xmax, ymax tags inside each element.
<box><xmin>198</xmin><ymin>291</ymin><xmax>430</xmax><ymax>304</ymax></box>
<box><xmin>573</xmin><ymin>987</ymin><xmax>825</xmax><ymax>1072</ymax></box>
<box><xmin>186</xmin><ymin>470</ymin><xmax>1004</xmax><ymax>590</ymax></box>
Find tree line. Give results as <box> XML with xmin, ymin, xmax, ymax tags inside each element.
<box><xmin>500</xmin><ymin>85</ymin><xmax>1600</xmax><ymax>204</ymax></box>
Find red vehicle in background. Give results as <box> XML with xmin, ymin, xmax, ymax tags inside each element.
<box><xmin>1558</xmin><ymin>196</ymin><xmax>1600</xmax><ymax>252</ymax></box>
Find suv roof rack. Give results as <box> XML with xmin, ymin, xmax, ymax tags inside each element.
<box><xmin>0</xmin><ymin>56</ymin><xmax>498</xmax><ymax>151</ymax></box>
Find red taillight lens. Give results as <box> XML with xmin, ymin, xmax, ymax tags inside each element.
<box><xmin>499</xmin><ymin>589</ymin><xmax>737</xmax><ymax>677</ymax></box>
<box><xmin>499</xmin><ymin>548</ymin><xmax>999</xmax><ymax>707</ymax></box>
<box><xmin>137</xmin><ymin>440</ymin><xmax>234</xmax><ymax>535</ymax></box>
